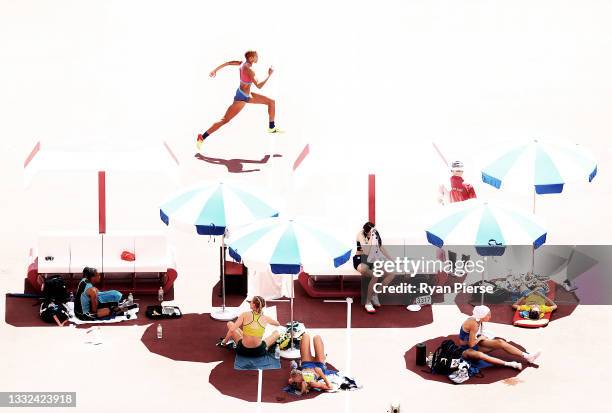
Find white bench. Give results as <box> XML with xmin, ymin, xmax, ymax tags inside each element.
<box><xmin>29</xmin><ymin>230</ymin><xmax>176</xmax><ymax>293</ymax></box>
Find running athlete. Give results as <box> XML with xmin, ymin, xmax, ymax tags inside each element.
<box><xmin>197</xmin><ymin>50</ymin><xmax>281</xmax><ymax>151</ymax></box>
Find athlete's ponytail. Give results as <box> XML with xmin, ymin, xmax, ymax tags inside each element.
<box><xmin>251</xmin><ymin>295</ymin><xmax>266</xmax><ymax>313</ymax></box>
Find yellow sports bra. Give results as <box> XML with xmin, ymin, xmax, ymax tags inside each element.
<box><xmin>243</xmin><ymin>311</ymin><xmax>265</xmax><ymax>338</ymax></box>
<box><xmin>302</xmin><ymin>370</ymin><xmax>316</xmax><ymax>383</ymax></box>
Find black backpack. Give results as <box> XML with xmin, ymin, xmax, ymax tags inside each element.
<box><xmin>39</xmin><ymin>300</ymin><xmax>69</xmax><ymax>324</ymax></box>
<box><xmin>42</xmin><ymin>275</ymin><xmax>69</xmax><ymax>303</ymax></box>
<box><xmin>430</xmin><ymin>340</ymin><xmax>465</xmax><ymax>375</ymax></box>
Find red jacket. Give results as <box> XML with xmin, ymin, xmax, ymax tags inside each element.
<box><xmin>450</xmin><ymin>175</ymin><xmax>477</xmax><ymax>203</ymax></box>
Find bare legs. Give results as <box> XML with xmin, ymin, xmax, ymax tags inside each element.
<box><xmin>300</xmin><ymin>333</ymin><xmax>325</xmax><ymax>362</ymax></box>
<box><xmin>203</xmin><ymin>92</ymin><xmax>275</xmax><ymax>138</ymax></box>
<box><xmin>205</xmin><ymin>101</ymin><xmax>246</xmax><ymax>135</ymax></box>
<box><xmin>223</xmin><ymin>321</ymin><xmax>243</xmax><ymax>344</ymax></box>
<box><xmin>462</xmin><ymin>338</ymin><xmax>534</xmax><ymax>369</ymax></box>
<box><xmin>358</xmin><ymin>263</ymin><xmax>395</xmax><ymax>307</ymax></box>
<box><xmin>222</xmin><ymin>321</ymin><xmax>279</xmax><ymax>348</ymax></box>
<box><xmin>250</xmin><ymin>93</ymin><xmax>275</xmax><ymax>123</ymax></box>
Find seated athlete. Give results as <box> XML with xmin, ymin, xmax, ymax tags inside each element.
<box><xmin>354</xmin><ymin>221</ymin><xmax>396</xmax><ymax>313</ymax></box>
<box><xmin>217</xmin><ymin>296</ymin><xmax>280</xmax><ymax>357</ymax></box>
<box><xmin>459</xmin><ymin>305</ymin><xmax>541</xmax><ymax>370</ymax></box>
<box><xmin>288</xmin><ymin>333</ymin><xmax>333</xmax><ymax>393</ymax></box>
<box><xmin>74</xmin><ymin>267</ymin><xmax>133</xmax><ymax>319</ymax></box>
<box><xmin>512</xmin><ymin>291</ymin><xmax>557</xmax><ymax>320</ymax></box>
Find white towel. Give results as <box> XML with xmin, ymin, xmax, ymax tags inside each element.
<box><xmin>66</xmin><ymin>302</ymin><xmax>139</xmax><ymax>325</ymax></box>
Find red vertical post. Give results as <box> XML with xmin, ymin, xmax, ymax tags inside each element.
<box><xmin>368</xmin><ymin>173</ymin><xmax>375</xmax><ymax>224</ymax></box>
<box><xmin>98</xmin><ymin>171</ymin><xmax>106</xmax><ymax>234</ymax></box>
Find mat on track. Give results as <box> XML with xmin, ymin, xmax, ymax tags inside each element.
<box><xmin>454</xmin><ymin>281</ymin><xmax>578</xmax><ymax>325</ymax></box>
<box><xmin>405</xmin><ymin>335</ymin><xmax>537</xmax><ymax>385</ymax></box>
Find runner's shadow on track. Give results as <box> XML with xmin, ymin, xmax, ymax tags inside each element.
<box><xmin>195</xmin><ymin>153</ymin><xmax>282</xmax><ymax>173</ymax></box>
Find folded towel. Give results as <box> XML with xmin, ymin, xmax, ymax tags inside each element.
<box><xmin>66</xmin><ymin>302</ymin><xmax>138</xmax><ymax>325</ymax></box>
<box><xmin>234</xmin><ymin>353</ymin><xmax>281</xmax><ymax>371</ymax></box>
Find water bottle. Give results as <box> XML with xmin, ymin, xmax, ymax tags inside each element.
<box><xmin>127</xmin><ymin>293</ymin><xmax>134</xmax><ymax>305</ymax></box>
<box><xmin>158</xmin><ymin>287</ymin><xmax>164</xmax><ymax>303</ymax></box>
<box><xmin>274</xmin><ymin>345</ymin><xmax>280</xmax><ymax>359</ymax></box>
<box><xmin>157</xmin><ymin>323</ymin><xmax>163</xmax><ymax>339</ymax></box>
<box><xmin>426</xmin><ymin>351</ymin><xmax>434</xmax><ymax>368</ymax></box>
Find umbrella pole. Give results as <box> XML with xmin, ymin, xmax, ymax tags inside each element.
<box><xmin>280</xmin><ymin>275</ymin><xmax>300</xmax><ymax>359</ymax></box>
<box><xmin>531</xmin><ymin>189</ymin><xmax>536</xmax><ymax>273</ymax></box>
<box><xmin>222</xmin><ymin>236</ymin><xmax>226</xmax><ymax>312</ymax></box>
<box><xmin>290</xmin><ymin>276</ymin><xmax>295</xmax><ymax>350</ymax></box>
<box><xmin>211</xmin><ymin>234</ymin><xmax>237</xmax><ymax>321</ymax></box>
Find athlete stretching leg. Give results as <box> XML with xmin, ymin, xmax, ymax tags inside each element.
<box><xmin>197</xmin><ymin>50</ymin><xmax>280</xmax><ymax>151</ymax></box>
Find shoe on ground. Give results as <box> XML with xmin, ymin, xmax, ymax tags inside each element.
<box><xmin>525</xmin><ymin>350</ymin><xmax>541</xmax><ymax>364</ymax></box>
<box><xmin>267</xmin><ymin>127</ymin><xmax>284</xmax><ymax>133</ymax></box>
<box><xmin>364</xmin><ymin>303</ymin><xmax>376</xmax><ymax>313</ymax></box>
<box><xmin>507</xmin><ymin>361</ymin><xmax>522</xmax><ymax>370</ymax></box>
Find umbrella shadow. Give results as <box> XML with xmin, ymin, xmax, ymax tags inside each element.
<box><xmin>195</xmin><ymin>153</ymin><xmax>282</xmax><ymax>173</ymax></box>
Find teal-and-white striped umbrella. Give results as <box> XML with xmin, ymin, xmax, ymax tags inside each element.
<box><xmin>481</xmin><ymin>138</ymin><xmax>597</xmax><ymax>195</ymax></box>
<box><xmin>159</xmin><ymin>181</ymin><xmax>278</xmax><ymax>320</ymax></box>
<box><xmin>426</xmin><ymin>199</ymin><xmax>547</xmax><ymax>255</ymax></box>
<box><xmin>227</xmin><ymin>216</ymin><xmax>352</xmax><ymax>274</ymax></box>
<box><xmin>160</xmin><ymin>181</ymin><xmax>278</xmax><ymax>235</ymax></box>
<box><xmin>426</xmin><ymin>199</ymin><xmax>547</xmax><ymax>304</ymax></box>
<box><xmin>226</xmin><ymin>216</ymin><xmax>352</xmax><ymax>357</ymax></box>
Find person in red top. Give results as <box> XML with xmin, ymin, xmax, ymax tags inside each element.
<box><xmin>449</xmin><ymin>160</ymin><xmax>477</xmax><ymax>203</ymax></box>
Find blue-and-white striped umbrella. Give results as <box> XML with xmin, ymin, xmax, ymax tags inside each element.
<box><xmin>426</xmin><ymin>199</ymin><xmax>547</xmax><ymax>254</ymax></box>
<box><xmin>481</xmin><ymin>138</ymin><xmax>597</xmax><ymax>194</ymax></box>
<box><xmin>159</xmin><ymin>181</ymin><xmax>278</xmax><ymax>320</ymax></box>
<box><xmin>227</xmin><ymin>216</ymin><xmax>352</xmax><ymax>357</ymax></box>
<box><xmin>226</xmin><ymin>216</ymin><xmax>352</xmax><ymax>274</ymax></box>
<box><xmin>160</xmin><ymin>181</ymin><xmax>278</xmax><ymax>235</ymax></box>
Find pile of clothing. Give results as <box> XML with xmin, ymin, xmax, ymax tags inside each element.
<box><xmin>494</xmin><ymin>272</ymin><xmax>550</xmax><ymax>301</ymax></box>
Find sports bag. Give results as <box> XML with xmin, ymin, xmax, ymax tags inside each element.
<box><xmin>430</xmin><ymin>339</ymin><xmax>465</xmax><ymax>375</ymax></box>
<box><xmin>42</xmin><ymin>275</ymin><xmax>69</xmax><ymax>303</ymax></box>
<box><xmin>39</xmin><ymin>300</ymin><xmax>69</xmax><ymax>325</ymax></box>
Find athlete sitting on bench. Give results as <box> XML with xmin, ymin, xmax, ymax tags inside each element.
<box><xmin>512</xmin><ymin>291</ymin><xmax>557</xmax><ymax>320</ymax></box>
<box><xmin>74</xmin><ymin>267</ymin><xmax>133</xmax><ymax>320</ymax></box>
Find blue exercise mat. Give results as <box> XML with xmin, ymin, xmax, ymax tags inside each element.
<box><xmin>234</xmin><ymin>353</ymin><xmax>281</xmax><ymax>371</ymax></box>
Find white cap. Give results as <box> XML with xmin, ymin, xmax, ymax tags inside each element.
<box><xmin>473</xmin><ymin>305</ymin><xmax>491</xmax><ymax>321</ymax></box>
<box><xmin>450</xmin><ymin>160</ymin><xmax>464</xmax><ymax>171</ymax></box>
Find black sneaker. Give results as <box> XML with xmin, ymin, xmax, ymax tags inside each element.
<box><xmin>216</xmin><ymin>338</ymin><xmax>236</xmax><ymax>349</ymax></box>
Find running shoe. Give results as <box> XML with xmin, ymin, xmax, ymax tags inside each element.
<box><xmin>525</xmin><ymin>350</ymin><xmax>541</xmax><ymax>363</ymax></box>
<box><xmin>216</xmin><ymin>337</ymin><xmax>234</xmax><ymax>348</ymax></box>
<box><xmin>267</xmin><ymin>127</ymin><xmax>284</xmax><ymax>133</ymax></box>
<box><xmin>196</xmin><ymin>134</ymin><xmax>205</xmax><ymax>151</ymax></box>
<box><xmin>364</xmin><ymin>303</ymin><xmax>376</xmax><ymax>313</ymax></box>
<box><xmin>507</xmin><ymin>361</ymin><xmax>523</xmax><ymax>370</ymax></box>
